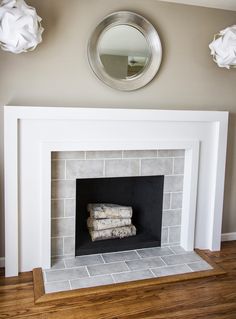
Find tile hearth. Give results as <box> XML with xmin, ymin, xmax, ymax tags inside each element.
<box><xmin>43</xmin><ymin>246</ymin><xmax>212</xmax><ymax>294</ymax></box>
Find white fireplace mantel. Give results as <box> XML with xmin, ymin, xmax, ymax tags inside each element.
<box><xmin>4</xmin><ymin>106</ymin><xmax>228</xmax><ymax>277</ymax></box>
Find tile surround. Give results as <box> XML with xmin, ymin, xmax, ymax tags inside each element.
<box><xmin>51</xmin><ymin>150</ymin><xmax>185</xmax><ymax>259</ymax></box>
<box><xmin>43</xmin><ymin>246</ymin><xmax>213</xmax><ymax>294</ymax></box>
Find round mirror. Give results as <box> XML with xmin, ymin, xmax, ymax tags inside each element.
<box><xmin>98</xmin><ymin>25</ymin><xmax>151</xmax><ymax>80</ymax></box>
<box><xmin>88</xmin><ymin>12</ymin><xmax>162</xmax><ymax>91</ymax></box>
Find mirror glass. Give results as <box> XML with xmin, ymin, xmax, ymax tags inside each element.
<box><xmin>98</xmin><ymin>25</ymin><xmax>151</xmax><ymax>80</ymax></box>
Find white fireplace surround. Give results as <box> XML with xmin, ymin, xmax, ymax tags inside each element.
<box><xmin>4</xmin><ymin>106</ymin><xmax>228</xmax><ymax>277</ymax></box>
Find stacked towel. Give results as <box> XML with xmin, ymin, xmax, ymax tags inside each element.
<box><xmin>87</xmin><ymin>204</ymin><xmax>136</xmax><ymax>241</ymax></box>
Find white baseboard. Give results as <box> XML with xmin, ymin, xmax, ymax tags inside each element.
<box><xmin>0</xmin><ymin>257</ymin><xmax>5</xmax><ymax>268</ymax></box>
<box><xmin>221</xmin><ymin>232</ymin><xmax>236</xmax><ymax>242</ymax></box>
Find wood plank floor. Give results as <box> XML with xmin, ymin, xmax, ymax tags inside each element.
<box><xmin>1</xmin><ymin>241</ymin><xmax>236</xmax><ymax>319</ymax></box>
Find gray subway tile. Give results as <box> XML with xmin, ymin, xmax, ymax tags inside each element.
<box><xmin>51</xmin><ymin>160</ymin><xmax>65</xmax><ymax>180</ymax></box>
<box><xmin>52</xmin><ymin>151</ymin><xmax>85</xmax><ymax>160</ymax></box>
<box><xmin>174</xmin><ymin>158</ymin><xmax>185</xmax><ymax>174</ymax></box>
<box><xmin>163</xmin><ymin>193</ymin><xmax>171</xmax><ymax>210</ymax></box>
<box><xmin>105</xmin><ymin>159</ymin><xmax>139</xmax><ymax>177</ymax></box>
<box><xmin>50</xmin><ymin>259</ymin><xmax>65</xmax><ymax>270</ymax></box>
<box><xmin>51</xmin><ymin>218</ymin><xmax>75</xmax><ymax>237</ymax></box>
<box><xmin>162</xmin><ymin>252</ymin><xmax>201</xmax><ymax>266</ymax></box>
<box><xmin>137</xmin><ymin>247</ymin><xmax>173</xmax><ymax>258</ymax></box>
<box><xmin>141</xmin><ymin>158</ymin><xmax>173</xmax><ymax>176</ymax></box>
<box><xmin>187</xmin><ymin>261</ymin><xmax>212</xmax><ymax>272</ymax></box>
<box><xmin>65</xmin><ymin>199</ymin><xmax>75</xmax><ymax>217</ymax></box>
<box><xmin>158</xmin><ymin>150</ymin><xmax>185</xmax><ymax>157</ymax></box>
<box><xmin>45</xmin><ymin>280</ymin><xmax>70</xmax><ymax>293</ymax></box>
<box><xmin>123</xmin><ymin>150</ymin><xmax>157</xmax><ymax>158</ymax></box>
<box><xmin>86</xmin><ymin>151</ymin><xmax>122</xmax><ymax>159</ymax></box>
<box><xmin>71</xmin><ymin>275</ymin><xmax>114</xmax><ymax>289</ymax></box>
<box><xmin>171</xmin><ymin>193</ymin><xmax>183</xmax><ymax>209</ymax></box>
<box><xmin>51</xmin><ymin>237</ymin><xmax>63</xmax><ymax>257</ymax></box>
<box><xmin>164</xmin><ymin>176</ymin><xmax>184</xmax><ymax>192</ymax></box>
<box><xmin>170</xmin><ymin>246</ymin><xmax>187</xmax><ymax>255</ymax></box>
<box><xmin>152</xmin><ymin>264</ymin><xmax>191</xmax><ymax>277</ymax></box>
<box><xmin>169</xmin><ymin>226</ymin><xmax>181</xmax><ymax>244</ymax></box>
<box><xmin>51</xmin><ymin>180</ymin><xmax>75</xmax><ymax>199</ymax></box>
<box><xmin>65</xmin><ymin>255</ymin><xmax>104</xmax><ymax>268</ymax></box>
<box><xmin>126</xmin><ymin>257</ymin><xmax>165</xmax><ymax>271</ymax></box>
<box><xmin>64</xmin><ymin>236</ymin><xmax>75</xmax><ymax>255</ymax></box>
<box><xmin>46</xmin><ymin>267</ymin><xmax>88</xmax><ymax>282</ymax></box>
<box><xmin>113</xmin><ymin>269</ymin><xmax>154</xmax><ymax>283</ymax></box>
<box><xmin>102</xmin><ymin>251</ymin><xmax>140</xmax><ymax>263</ymax></box>
<box><xmin>66</xmin><ymin>160</ymin><xmax>104</xmax><ymax>179</ymax></box>
<box><xmin>162</xmin><ymin>210</ymin><xmax>182</xmax><ymax>227</ymax></box>
<box><xmin>87</xmin><ymin>262</ymin><xmax>128</xmax><ymax>276</ymax></box>
<box><xmin>51</xmin><ymin>200</ymin><xmax>64</xmax><ymax>218</ymax></box>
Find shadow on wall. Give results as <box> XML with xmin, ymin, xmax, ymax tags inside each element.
<box><xmin>0</xmin><ymin>107</ymin><xmax>4</xmax><ymax>258</ymax></box>
<box><xmin>222</xmin><ymin>113</ymin><xmax>236</xmax><ymax>233</ymax></box>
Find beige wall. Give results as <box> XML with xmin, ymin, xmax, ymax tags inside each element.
<box><xmin>0</xmin><ymin>0</ymin><xmax>236</xmax><ymax>258</ymax></box>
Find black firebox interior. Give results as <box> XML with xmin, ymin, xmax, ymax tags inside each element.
<box><xmin>75</xmin><ymin>175</ymin><xmax>164</xmax><ymax>256</ymax></box>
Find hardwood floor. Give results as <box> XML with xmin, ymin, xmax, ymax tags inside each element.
<box><xmin>1</xmin><ymin>241</ymin><xmax>236</xmax><ymax>319</ymax></box>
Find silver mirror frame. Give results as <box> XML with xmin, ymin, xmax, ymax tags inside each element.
<box><xmin>88</xmin><ymin>11</ymin><xmax>162</xmax><ymax>91</ymax></box>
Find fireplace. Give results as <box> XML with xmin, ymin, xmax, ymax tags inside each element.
<box><xmin>51</xmin><ymin>149</ymin><xmax>185</xmax><ymax>260</ymax></box>
<box><xmin>76</xmin><ymin>175</ymin><xmax>164</xmax><ymax>256</ymax></box>
<box><xmin>3</xmin><ymin>106</ymin><xmax>228</xmax><ymax>276</ymax></box>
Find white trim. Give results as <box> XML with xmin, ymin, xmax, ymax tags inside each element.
<box><xmin>221</xmin><ymin>232</ymin><xmax>236</xmax><ymax>242</ymax></box>
<box><xmin>0</xmin><ymin>257</ymin><xmax>5</xmax><ymax>268</ymax></box>
<box><xmin>4</xmin><ymin>106</ymin><xmax>229</xmax><ymax>277</ymax></box>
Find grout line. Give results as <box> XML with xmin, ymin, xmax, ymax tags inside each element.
<box><xmin>62</xmin><ymin>259</ymin><xmax>67</xmax><ymax>269</ymax></box>
<box><xmin>149</xmin><ymin>268</ymin><xmax>157</xmax><ymax>277</ymax></box>
<box><xmin>185</xmin><ymin>263</ymin><xmax>194</xmax><ymax>272</ymax></box>
<box><xmin>134</xmin><ymin>250</ymin><xmax>142</xmax><ymax>259</ymax></box>
<box><xmin>166</xmin><ymin>227</ymin><xmax>170</xmax><ymax>245</ymax></box>
<box><xmin>64</xmin><ymin>159</ymin><xmax>66</xmax><ymax>180</ymax></box>
<box><xmin>85</xmin><ymin>266</ymin><xmax>91</xmax><ymax>277</ymax></box>
<box><xmin>167</xmin><ymin>225</ymin><xmax>182</xmax><ymax>228</ymax></box>
<box><xmin>170</xmin><ymin>193</ymin><xmax>173</xmax><ymax>210</ymax></box>
<box><xmin>100</xmin><ymin>254</ymin><xmax>106</xmax><ymax>264</ymax></box>
<box><xmin>164</xmin><ymin>191</ymin><xmax>183</xmax><ymax>194</ymax></box>
<box><xmin>168</xmin><ymin>246</ymin><xmax>177</xmax><ymax>255</ymax></box>
<box><xmin>163</xmin><ymin>208</ymin><xmax>182</xmax><ymax>212</ymax></box>
<box><xmin>111</xmin><ymin>273</ymin><xmax>116</xmax><ymax>283</ymax></box>
<box><xmin>51</xmin><ymin>235</ymin><xmax>75</xmax><ymax>239</ymax></box>
<box><xmin>160</xmin><ymin>257</ymin><xmax>168</xmax><ymax>266</ymax></box>
<box><xmin>63</xmin><ymin>199</ymin><xmax>66</xmax><ymax>217</ymax></box>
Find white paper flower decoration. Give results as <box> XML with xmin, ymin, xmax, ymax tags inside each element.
<box><xmin>209</xmin><ymin>25</ymin><xmax>236</xmax><ymax>69</ymax></box>
<box><xmin>0</xmin><ymin>0</ymin><xmax>44</xmax><ymax>54</ymax></box>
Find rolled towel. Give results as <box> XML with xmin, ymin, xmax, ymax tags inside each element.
<box><xmin>87</xmin><ymin>217</ymin><xmax>131</xmax><ymax>231</ymax></box>
<box><xmin>89</xmin><ymin>225</ymin><xmax>136</xmax><ymax>241</ymax></box>
<box><xmin>87</xmin><ymin>203</ymin><xmax>132</xmax><ymax>219</ymax></box>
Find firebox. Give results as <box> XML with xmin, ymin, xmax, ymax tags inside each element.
<box><xmin>75</xmin><ymin>175</ymin><xmax>164</xmax><ymax>256</ymax></box>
